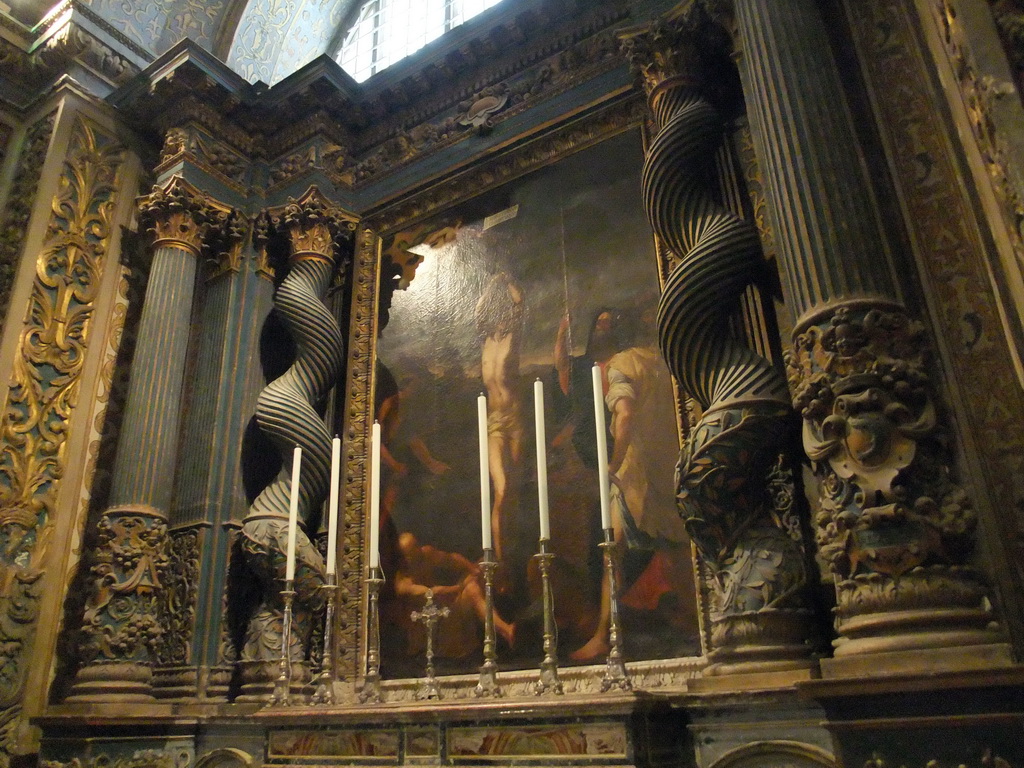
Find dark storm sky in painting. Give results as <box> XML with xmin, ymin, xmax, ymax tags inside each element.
<box><xmin>375</xmin><ymin>129</ymin><xmax>700</xmax><ymax>679</ymax></box>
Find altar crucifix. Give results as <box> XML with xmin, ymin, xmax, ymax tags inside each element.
<box><xmin>412</xmin><ymin>589</ymin><xmax>449</xmax><ymax>700</ymax></box>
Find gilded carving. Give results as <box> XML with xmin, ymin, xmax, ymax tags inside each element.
<box><xmin>367</xmin><ymin>97</ymin><xmax>648</xmax><ymax>235</ymax></box>
<box><xmin>0</xmin><ymin>114</ymin><xmax>123</xmax><ymax>739</ymax></box>
<box><xmin>788</xmin><ymin>305</ymin><xmax>995</xmax><ymax>652</ymax></box>
<box><xmin>40</xmin><ymin>746</ymin><xmax>192</xmax><ymax>768</ymax></box>
<box><xmin>847</xmin><ymin>0</ymin><xmax>1024</xmax><ymax>646</ymax></box>
<box><xmin>933</xmin><ymin>0</ymin><xmax>1024</xmax><ymax>332</ymax></box>
<box><xmin>157</xmin><ymin>527</ymin><xmax>201</xmax><ymax>667</ymax></box>
<box><xmin>139</xmin><ymin>177</ymin><xmax>229</xmax><ymax>257</ymax></box>
<box><xmin>205</xmin><ymin>211</ymin><xmax>249</xmax><ymax>282</ymax></box>
<box><xmin>76</xmin><ymin>507</ymin><xmax>170</xmax><ymax>667</ymax></box>
<box><xmin>337</xmin><ymin>227</ymin><xmax>381</xmax><ymax>683</ymax></box>
<box><xmin>0</xmin><ymin>112</ymin><xmax>56</xmax><ymax>326</ymax></box>
<box><xmin>862</xmin><ymin>749</ymin><xmax>1016</xmax><ymax>768</ymax></box>
<box><xmin>350</xmin><ymin>25</ymin><xmax>626</xmax><ymax>186</ymax></box>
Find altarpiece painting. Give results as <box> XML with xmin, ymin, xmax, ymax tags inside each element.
<box><xmin>373</xmin><ymin>128</ymin><xmax>701</xmax><ymax>679</ymax></box>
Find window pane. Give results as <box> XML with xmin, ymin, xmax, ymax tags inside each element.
<box><xmin>339</xmin><ymin>0</ymin><xmax>504</xmax><ymax>82</ymax></box>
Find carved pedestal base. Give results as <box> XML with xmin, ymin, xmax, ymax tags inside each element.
<box><xmin>829</xmin><ymin>566</ymin><xmax>1005</xmax><ymax>661</ymax></box>
<box><xmin>65</xmin><ymin>661</ymin><xmax>154</xmax><ymax>702</ymax></box>
<box><xmin>706</xmin><ymin>610</ymin><xmax>817</xmax><ymax>676</ymax></box>
<box><xmin>236</xmin><ymin>659</ymin><xmax>310</xmax><ymax>703</ymax></box>
<box><xmin>152</xmin><ymin>665</ymin><xmax>197</xmax><ymax>700</ymax></box>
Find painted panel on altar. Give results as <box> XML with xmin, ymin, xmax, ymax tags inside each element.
<box><xmin>374</xmin><ymin>129</ymin><xmax>701</xmax><ymax>678</ymax></box>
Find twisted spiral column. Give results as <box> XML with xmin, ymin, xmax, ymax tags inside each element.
<box><xmin>621</xmin><ymin>8</ymin><xmax>817</xmax><ymax>674</ymax></box>
<box><xmin>235</xmin><ymin>189</ymin><xmax>354</xmax><ymax>700</ymax></box>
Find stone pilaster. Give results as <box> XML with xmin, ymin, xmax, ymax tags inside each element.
<box><xmin>620</xmin><ymin>5</ymin><xmax>819</xmax><ymax>677</ymax></box>
<box><xmin>231</xmin><ymin>188</ymin><xmax>355</xmax><ymax>701</ymax></box>
<box><xmin>68</xmin><ymin>177</ymin><xmax>230</xmax><ymax>701</ymax></box>
<box><xmin>732</xmin><ymin>0</ymin><xmax>1008</xmax><ymax>672</ymax></box>
<box><xmin>155</xmin><ymin>210</ymin><xmax>276</xmax><ymax>701</ymax></box>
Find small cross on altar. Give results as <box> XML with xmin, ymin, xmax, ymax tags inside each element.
<box><xmin>411</xmin><ymin>589</ymin><xmax>449</xmax><ymax>700</ymax></box>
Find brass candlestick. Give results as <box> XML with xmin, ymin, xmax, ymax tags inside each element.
<box><xmin>599</xmin><ymin>529</ymin><xmax>631</xmax><ymax>691</ymax></box>
<box><xmin>358</xmin><ymin>567</ymin><xmax>383</xmax><ymax>703</ymax></box>
<box><xmin>311</xmin><ymin>571</ymin><xmax>338</xmax><ymax>704</ymax></box>
<box><xmin>533</xmin><ymin>538</ymin><xmax>563</xmax><ymax>695</ymax></box>
<box><xmin>412</xmin><ymin>589</ymin><xmax>449</xmax><ymax>700</ymax></box>
<box><xmin>474</xmin><ymin>548</ymin><xmax>502</xmax><ymax>697</ymax></box>
<box><xmin>269</xmin><ymin>580</ymin><xmax>296</xmax><ymax>706</ymax></box>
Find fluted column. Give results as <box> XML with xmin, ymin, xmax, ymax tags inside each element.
<box><xmin>68</xmin><ymin>178</ymin><xmax>229</xmax><ymax>701</ymax></box>
<box><xmin>620</xmin><ymin>6</ymin><xmax>818</xmax><ymax>676</ymax></box>
<box><xmin>231</xmin><ymin>188</ymin><xmax>354</xmax><ymax>701</ymax></box>
<box><xmin>733</xmin><ymin>0</ymin><xmax>1007</xmax><ymax>671</ymax></box>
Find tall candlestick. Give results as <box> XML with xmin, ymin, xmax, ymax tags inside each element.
<box><xmin>326</xmin><ymin>435</ymin><xmax>341</xmax><ymax>575</ymax></box>
<box><xmin>591</xmin><ymin>365</ymin><xmax>611</xmax><ymax>530</ymax></box>
<box><xmin>286</xmin><ymin>445</ymin><xmax>301</xmax><ymax>582</ymax></box>
<box><xmin>534</xmin><ymin>379</ymin><xmax>550</xmax><ymax>540</ymax></box>
<box><xmin>369</xmin><ymin>421</ymin><xmax>381</xmax><ymax>570</ymax></box>
<box><xmin>478</xmin><ymin>394</ymin><xmax>492</xmax><ymax>550</ymax></box>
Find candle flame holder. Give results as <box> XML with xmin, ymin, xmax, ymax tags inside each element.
<box><xmin>474</xmin><ymin>548</ymin><xmax>502</xmax><ymax>697</ymax></box>
<box><xmin>269</xmin><ymin>581</ymin><xmax>296</xmax><ymax>707</ymax></box>
<box><xmin>533</xmin><ymin>538</ymin><xmax>563</xmax><ymax>695</ymax></box>
<box><xmin>359</xmin><ymin>567</ymin><xmax>384</xmax><ymax>704</ymax></box>
<box><xmin>311</xmin><ymin>572</ymin><xmax>338</xmax><ymax>704</ymax></box>
<box><xmin>599</xmin><ymin>529</ymin><xmax>631</xmax><ymax>692</ymax></box>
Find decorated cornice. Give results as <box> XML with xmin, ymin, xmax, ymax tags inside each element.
<box><xmin>0</xmin><ymin>1</ymin><xmax>153</xmax><ymax>107</ymax></box>
<box><xmin>109</xmin><ymin>0</ymin><xmax>645</xmax><ymax>196</ymax></box>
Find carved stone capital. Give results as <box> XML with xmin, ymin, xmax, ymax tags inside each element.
<box><xmin>139</xmin><ymin>177</ymin><xmax>230</xmax><ymax>257</ymax></box>
<box><xmin>206</xmin><ymin>210</ymin><xmax>250</xmax><ymax>282</ymax></box>
<box><xmin>274</xmin><ymin>186</ymin><xmax>357</xmax><ymax>264</ymax></box>
<box><xmin>618</xmin><ymin>2</ymin><xmax>731</xmax><ymax>101</ymax></box>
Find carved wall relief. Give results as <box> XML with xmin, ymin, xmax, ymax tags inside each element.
<box><xmin>788</xmin><ymin>303</ymin><xmax>1000</xmax><ymax>656</ymax></box>
<box><xmin>0</xmin><ymin>114</ymin><xmax>124</xmax><ymax>750</ymax></box>
<box><xmin>0</xmin><ymin>113</ymin><xmax>56</xmax><ymax>327</ymax></box>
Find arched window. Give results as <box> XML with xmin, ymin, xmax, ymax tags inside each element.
<box><xmin>338</xmin><ymin>0</ymin><xmax>504</xmax><ymax>82</ymax></box>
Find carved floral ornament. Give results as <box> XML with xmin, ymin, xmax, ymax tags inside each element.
<box><xmin>786</xmin><ymin>305</ymin><xmax>977</xmax><ymax>580</ymax></box>
<box><xmin>138</xmin><ymin>178</ymin><xmax>231</xmax><ymax>257</ymax></box>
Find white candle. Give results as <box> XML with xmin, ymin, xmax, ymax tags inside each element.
<box><xmin>478</xmin><ymin>394</ymin><xmax>492</xmax><ymax>550</ymax></box>
<box><xmin>326</xmin><ymin>435</ymin><xmax>341</xmax><ymax>575</ymax></box>
<box><xmin>592</xmin><ymin>364</ymin><xmax>612</xmax><ymax>530</ymax></box>
<box><xmin>369</xmin><ymin>421</ymin><xmax>381</xmax><ymax>570</ymax></box>
<box><xmin>286</xmin><ymin>445</ymin><xmax>301</xmax><ymax>582</ymax></box>
<box><xmin>534</xmin><ymin>379</ymin><xmax>550</xmax><ymax>540</ymax></box>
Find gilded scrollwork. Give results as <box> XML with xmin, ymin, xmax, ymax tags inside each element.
<box><xmin>787</xmin><ymin>304</ymin><xmax>997</xmax><ymax>653</ymax></box>
<box><xmin>40</xmin><ymin>746</ymin><xmax>193</xmax><ymax>768</ymax></box>
<box><xmin>0</xmin><ymin>114</ymin><xmax>123</xmax><ymax>740</ymax></box>
<box><xmin>77</xmin><ymin>508</ymin><xmax>170</xmax><ymax>666</ymax></box>
<box><xmin>0</xmin><ymin>112</ymin><xmax>56</xmax><ymax>326</ymax></box>
<box><xmin>157</xmin><ymin>527</ymin><xmax>201</xmax><ymax>667</ymax></box>
<box><xmin>139</xmin><ymin>177</ymin><xmax>230</xmax><ymax>257</ymax></box>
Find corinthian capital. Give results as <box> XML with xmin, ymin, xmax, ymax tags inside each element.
<box><xmin>618</xmin><ymin>1</ymin><xmax>731</xmax><ymax>98</ymax></box>
<box><xmin>276</xmin><ymin>186</ymin><xmax>357</xmax><ymax>264</ymax></box>
<box><xmin>139</xmin><ymin>177</ymin><xmax>230</xmax><ymax>257</ymax></box>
